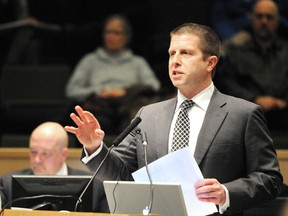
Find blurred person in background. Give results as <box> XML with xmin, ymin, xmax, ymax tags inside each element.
<box><xmin>65</xmin><ymin>14</ymin><xmax>161</xmax><ymax>135</ymax></box>
<box><xmin>215</xmin><ymin>0</ymin><xmax>288</xmax><ymax>148</ymax></box>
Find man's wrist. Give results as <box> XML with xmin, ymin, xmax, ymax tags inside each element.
<box><xmin>218</xmin><ymin>184</ymin><xmax>229</xmax><ymax>214</ymax></box>
<box><xmin>82</xmin><ymin>141</ymin><xmax>104</xmax><ymax>164</ymax></box>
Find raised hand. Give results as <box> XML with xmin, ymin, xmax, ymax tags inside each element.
<box><xmin>65</xmin><ymin>105</ymin><xmax>105</xmax><ymax>154</ymax></box>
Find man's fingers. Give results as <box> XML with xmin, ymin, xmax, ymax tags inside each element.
<box><xmin>83</xmin><ymin>111</ymin><xmax>101</xmax><ymax>129</ymax></box>
<box><xmin>75</xmin><ymin>105</ymin><xmax>89</xmax><ymax>123</ymax></box>
<box><xmin>70</xmin><ymin>112</ymin><xmax>83</xmax><ymax>126</ymax></box>
<box><xmin>64</xmin><ymin>126</ymin><xmax>77</xmax><ymax>134</ymax></box>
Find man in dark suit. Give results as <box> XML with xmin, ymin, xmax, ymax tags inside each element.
<box><xmin>65</xmin><ymin>23</ymin><xmax>283</xmax><ymax>215</ymax></box>
<box><xmin>0</xmin><ymin>122</ymin><xmax>109</xmax><ymax>212</ymax></box>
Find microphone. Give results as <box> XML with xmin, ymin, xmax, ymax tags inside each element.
<box><xmin>140</xmin><ymin>132</ymin><xmax>154</xmax><ymax>215</ymax></box>
<box><xmin>112</xmin><ymin>117</ymin><xmax>142</xmax><ymax>147</ymax></box>
<box><xmin>74</xmin><ymin>116</ymin><xmax>141</xmax><ymax>211</ymax></box>
<box><xmin>140</xmin><ymin>131</ymin><xmax>148</xmax><ymax>146</ymax></box>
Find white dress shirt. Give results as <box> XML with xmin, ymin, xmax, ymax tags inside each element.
<box><xmin>56</xmin><ymin>163</ymin><xmax>68</xmax><ymax>175</ymax></box>
<box><xmin>168</xmin><ymin>83</ymin><xmax>214</xmax><ymax>154</ymax></box>
<box><xmin>168</xmin><ymin>83</ymin><xmax>229</xmax><ymax>214</ymax></box>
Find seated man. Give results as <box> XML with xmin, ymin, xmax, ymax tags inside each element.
<box><xmin>0</xmin><ymin>122</ymin><xmax>108</xmax><ymax>212</ymax></box>
<box><xmin>215</xmin><ymin>0</ymin><xmax>288</xmax><ymax>148</ymax></box>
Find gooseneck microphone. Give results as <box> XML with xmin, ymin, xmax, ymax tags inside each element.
<box><xmin>140</xmin><ymin>131</ymin><xmax>154</xmax><ymax>215</ymax></box>
<box><xmin>141</xmin><ymin>131</ymin><xmax>148</xmax><ymax>146</ymax></box>
<box><xmin>112</xmin><ymin>117</ymin><xmax>142</xmax><ymax>147</ymax></box>
<box><xmin>74</xmin><ymin>117</ymin><xmax>142</xmax><ymax>211</ymax></box>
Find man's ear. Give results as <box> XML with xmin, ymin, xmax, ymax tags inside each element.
<box><xmin>62</xmin><ymin>147</ymin><xmax>68</xmax><ymax>159</ymax></box>
<box><xmin>207</xmin><ymin>55</ymin><xmax>218</xmax><ymax>72</ymax></box>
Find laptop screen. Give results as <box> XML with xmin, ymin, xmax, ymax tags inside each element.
<box><xmin>103</xmin><ymin>181</ymin><xmax>188</xmax><ymax>216</ymax></box>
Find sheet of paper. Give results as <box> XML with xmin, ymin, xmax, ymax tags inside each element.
<box><xmin>132</xmin><ymin>147</ymin><xmax>218</xmax><ymax>216</ymax></box>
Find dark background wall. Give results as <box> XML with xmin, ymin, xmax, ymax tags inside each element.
<box><xmin>0</xmin><ymin>0</ymin><xmax>213</xmax><ymax>138</ymax></box>
<box><xmin>0</xmin><ymin>0</ymin><xmax>213</xmax><ymax>90</ymax></box>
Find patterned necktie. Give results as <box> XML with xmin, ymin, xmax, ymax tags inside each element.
<box><xmin>171</xmin><ymin>100</ymin><xmax>195</xmax><ymax>152</ymax></box>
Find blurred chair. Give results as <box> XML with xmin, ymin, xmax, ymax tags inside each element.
<box><xmin>0</xmin><ymin>64</ymin><xmax>73</xmax><ymax>135</ymax></box>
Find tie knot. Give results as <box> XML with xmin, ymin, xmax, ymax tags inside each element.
<box><xmin>181</xmin><ymin>100</ymin><xmax>194</xmax><ymax>110</ymax></box>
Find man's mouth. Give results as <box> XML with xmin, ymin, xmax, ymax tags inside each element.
<box><xmin>173</xmin><ymin>70</ymin><xmax>184</xmax><ymax>75</ymax></box>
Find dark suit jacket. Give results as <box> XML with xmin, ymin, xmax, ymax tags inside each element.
<box><xmin>84</xmin><ymin>88</ymin><xmax>283</xmax><ymax>215</ymax></box>
<box><xmin>0</xmin><ymin>166</ymin><xmax>109</xmax><ymax>213</ymax></box>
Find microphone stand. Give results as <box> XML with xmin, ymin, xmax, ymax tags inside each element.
<box><xmin>74</xmin><ymin>117</ymin><xmax>142</xmax><ymax>211</ymax></box>
<box><xmin>74</xmin><ymin>146</ymin><xmax>112</xmax><ymax>211</ymax></box>
<box><xmin>141</xmin><ymin>132</ymin><xmax>154</xmax><ymax>215</ymax></box>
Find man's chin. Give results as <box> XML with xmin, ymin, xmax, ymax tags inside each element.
<box><xmin>171</xmin><ymin>80</ymin><xmax>182</xmax><ymax>88</ymax></box>
<box><xmin>33</xmin><ymin>170</ymin><xmax>48</xmax><ymax>175</ymax></box>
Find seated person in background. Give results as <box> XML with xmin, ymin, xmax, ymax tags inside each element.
<box><xmin>0</xmin><ymin>121</ymin><xmax>109</xmax><ymax>212</ymax></box>
<box><xmin>211</xmin><ymin>0</ymin><xmax>256</xmax><ymax>41</ymax></box>
<box><xmin>65</xmin><ymin>14</ymin><xmax>161</xmax><ymax>135</ymax></box>
<box><xmin>211</xmin><ymin>0</ymin><xmax>288</xmax><ymax>51</ymax></box>
<box><xmin>215</xmin><ymin>0</ymin><xmax>288</xmax><ymax>144</ymax></box>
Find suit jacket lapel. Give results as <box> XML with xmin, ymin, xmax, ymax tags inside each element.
<box><xmin>194</xmin><ymin>89</ymin><xmax>228</xmax><ymax>165</ymax></box>
<box><xmin>156</xmin><ymin>98</ymin><xmax>177</xmax><ymax>158</ymax></box>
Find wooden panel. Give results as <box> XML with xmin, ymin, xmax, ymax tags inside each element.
<box><xmin>277</xmin><ymin>150</ymin><xmax>288</xmax><ymax>184</ymax></box>
<box><xmin>2</xmin><ymin>209</ymin><xmax>160</xmax><ymax>216</ymax></box>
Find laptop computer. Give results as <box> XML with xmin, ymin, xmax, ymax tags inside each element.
<box><xmin>103</xmin><ymin>181</ymin><xmax>188</xmax><ymax>216</ymax></box>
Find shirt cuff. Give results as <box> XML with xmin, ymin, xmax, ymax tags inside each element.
<box><xmin>81</xmin><ymin>141</ymin><xmax>104</xmax><ymax>164</ymax></box>
<box><xmin>218</xmin><ymin>184</ymin><xmax>230</xmax><ymax>214</ymax></box>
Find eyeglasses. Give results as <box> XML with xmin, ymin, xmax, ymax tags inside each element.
<box><xmin>104</xmin><ymin>30</ymin><xmax>125</xmax><ymax>36</ymax></box>
<box><xmin>30</xmin><ymin>150</ymin><xmax>53</xmax><ymax>160</ymax></box>
<box><xmin>254</xmin><ymin>13</ymin><xmax>276</xmax><ymax>21</ymax></box>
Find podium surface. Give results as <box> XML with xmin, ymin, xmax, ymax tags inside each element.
<box><xmin>2</xmin><ymin>209</ymin><xmax>160</xmax><ymax>216</ymax></box>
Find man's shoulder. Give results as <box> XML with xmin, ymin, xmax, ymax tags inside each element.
<box><xmin>1</xmin><ymin>169</ymin><xmax>32</xmax><ymax>180</ymax></box>
<box><xmin>144</xmin><ymin>97</ymin><xmax>176</xmax><ymax>108</ymax></box>
<box><xmin>128</xmin><ymin>53</ymin><xmax>150</xmax><ymax>66</ymax></box>
<box><xmin>221</xmin><ymin>30</ymin><xmax>252</xmax><ymax>55</ymax></box>
<box><xmin>216</xmin><ymin>90</ymin><xmax>259</xmax><ymax>110</ymax></box>
<box><xmin>67</xmin><ymin>166</ymin><xmax>91</xmax><ymax>175</ymax></box>
<box><xmin>78</xmin><ymin>50</ymin><xmax>100</xmax><ymax>63</ymax></box>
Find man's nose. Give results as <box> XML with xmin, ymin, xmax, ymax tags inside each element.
<box><xmin>171</xmin><ymin>53</ymin><xmax>181</xmax><ymax>65</ymax></box>
<box><xmin>32</xmin><ymin>154</ymin><xmax>42</xmax><ymax>162</ymax></box>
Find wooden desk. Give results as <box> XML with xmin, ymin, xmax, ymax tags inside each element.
<box><xmin>2</xmin><ymin>209</ymin><xmax>160</xmax><ymax>216</ymax></box>
<box><xmin>277</xmin><ymin>150</ymin><xmax>288</xmax><ymax>184</ymax></box>
<box><xmin>0</xmin><ymin>148</ymin><xmax>89</xmax><ymax>175</ymax></box>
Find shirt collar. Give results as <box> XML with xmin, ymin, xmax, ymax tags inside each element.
<box><xmin>56</xmin><ymin>163</ymin><xmax>68</xmax><ymax>175</ymax></box>
<box><xmin>176</xmin><ymin>82</ymin><xmax>214</xmax><ymax>112</ymax></box>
